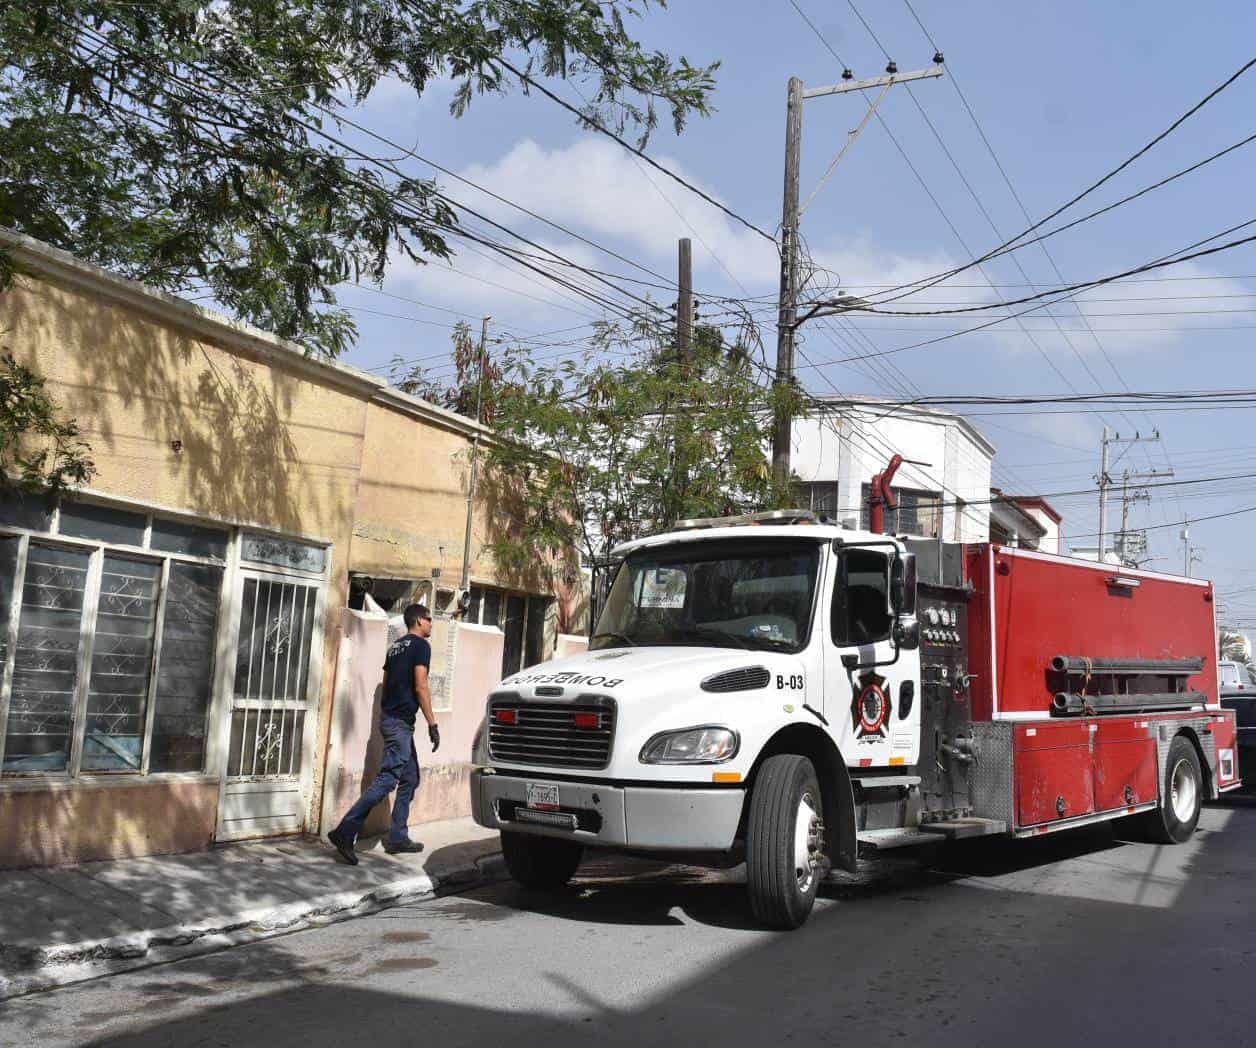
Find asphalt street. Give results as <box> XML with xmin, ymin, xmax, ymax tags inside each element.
<box><xmin>6</xmin><ymin>797</ymin><xmax>1256</xmax><ymax>1048</ymax></box>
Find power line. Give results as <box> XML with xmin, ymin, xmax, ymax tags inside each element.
<box><xmin>490</xmin><ymin>55</ymin><xmax>778</xmax><ymax>246</ymax></box>
<box><xmin>864</xmin><ymin>53</ymin><xmax>1256</xmax><ymax>304</ymax></box>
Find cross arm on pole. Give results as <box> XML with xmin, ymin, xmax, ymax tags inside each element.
<box><xmin>801</xmin><ymin>65</ymin><xmax>945</xmax><ymax>100</ymax></box>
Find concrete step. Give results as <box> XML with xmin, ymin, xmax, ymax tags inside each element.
<box><xmin>855</xmin><ymin>827</ymin><xmax>942</xmax><ymax>852</ymax></box>
<box><xmin>917</xmin><ymin>817</ymin><xmax>1008</xmax><ymax>840</ymax></box>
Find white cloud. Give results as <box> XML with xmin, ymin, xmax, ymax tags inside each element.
<box><xmin>375</xmin><ymin>136</ymin><xmax>967</xmax><ymax>351</ymax></box>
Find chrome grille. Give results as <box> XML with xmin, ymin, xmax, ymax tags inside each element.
<box><xmin>701</xmin><ymin>665</ymin><xmax>770</xmax><ymax>693</ymax></box>
<box><xmin>487</xmin><ymin>697</ymin><xmax>616</xmax><ymax>769</ymax></box>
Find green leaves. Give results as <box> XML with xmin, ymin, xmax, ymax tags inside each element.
<box><xmin>409</xmin><ymin>317</ymin><xmax>795</xmax><ymax>586</ymax></box>
<box><xmin>0</xmin><ymin>349</ymin><xmax>95</xmax><ymax>497</ymax></box>
<box><xmin>1</xmin><ymin>1</ymin><xmax>716</xmax><ymax>357</ymax></box>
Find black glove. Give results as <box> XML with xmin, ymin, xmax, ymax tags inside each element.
<box><xmin>428</xmin><ymin>722</ymin><xmax>441</xmax><ymax>752</ymax></box>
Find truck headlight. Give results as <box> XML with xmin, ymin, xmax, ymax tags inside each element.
<box><xmin>639</xmin><ymin>726</ymin><xmax>739</xmax><ymax>764</ymax></box>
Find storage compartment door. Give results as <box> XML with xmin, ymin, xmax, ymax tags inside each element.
<box><xmin>1093</xmin><ymin>739</ymin><xmax>1158</xmax><ymax>811</ymax></box>
<box><xmin>1015</xmin><ymin>724</ymin><xmax>1095</xmax><ymax>827</ymax></box>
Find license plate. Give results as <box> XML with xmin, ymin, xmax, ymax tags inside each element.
<box><xmin>526</xmin><ymin>782</ymin><xmax>560</xmax><ymax>811</ymax></box>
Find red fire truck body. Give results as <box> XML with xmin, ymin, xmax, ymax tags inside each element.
<box><xmin>945</xmin><ymin>544</ymin><xmax>1241</xmax><ymax>837</ymax></box>
<box><xmin>472</xmin><ymin>511</ymin><xmax>1241</xmax><ymax>929</ymax></box>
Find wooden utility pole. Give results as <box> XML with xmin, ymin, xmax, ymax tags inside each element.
<box><xmin>771</xmin><ymin>77</ymin><xmax>803</xmax><ymax>488</ymax></box>
<box><xmin>1096</xmin><ymin>428</ymin><xmax>1164</xmax><ymax>562</ymax></box>
<box><xmin>771</xmin><ymin>63</ymin><xmax>945</xmax><ymax>489</ymax></box>
<box><xmin>677</xmin><ymin>237</ymin><xmax>693</xmax><ymax>361</ymax></box>
<box><xmin>460</xmin><ymin>315</ymin><xmax>492</xmax><ymax>593</ymax></box>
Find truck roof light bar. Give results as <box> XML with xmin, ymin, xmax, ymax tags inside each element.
<box><xmin>672</xmin><ymin>509</ymin><xmax>824</xmax><ymax>531</ymax></box>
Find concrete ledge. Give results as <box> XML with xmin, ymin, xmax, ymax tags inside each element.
<box><xmin>0</xmin><ymin>851</ymin><xmax>506</xmax><ymax>1001</ymax></box>
<box><xmin>4</xmin><ymin>849</ymin><xmax>507</xmax><ymax>995</ymax></box>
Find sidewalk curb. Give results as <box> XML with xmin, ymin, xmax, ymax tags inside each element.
<box><xmin>0</xmin><ymin>851</ymin><xmax>507</xmax><ymax>1002</ymax></box>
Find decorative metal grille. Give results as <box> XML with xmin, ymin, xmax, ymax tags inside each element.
<box><xmin>227</xmin><ymin>577</ymin><xmax>317</xmax><ymax>779</ymax></box>
<box><xmin>3</xmin><ymin>543</ymin><xmax>90</xmax><ymax>773</ymax></box>
<box><xmin>81</xmin><ymin>555</ymin><xmax>160</xmax><ymax>772</ymax></box>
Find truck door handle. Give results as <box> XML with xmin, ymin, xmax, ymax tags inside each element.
<box><xmin>899</xmin><ymin>680</ymin><xmax>914</xmax><ymax>718</ymax></box>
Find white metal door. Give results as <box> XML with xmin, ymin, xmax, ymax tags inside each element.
<box><xmin>215</xmin><ymin>570</ymin><xmax>324</xmax><ymax>841</ymax></box>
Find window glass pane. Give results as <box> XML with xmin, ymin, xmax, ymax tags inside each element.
<box><xmin>150</xmin><ymin>562</ymin><xmax>222</xmax><ymax>772</ymax></box>
<box><xmin>467</xmin><ymin>586</ymin><xmax>483</xmax><ymax>624</ymax></box>
<box><xmin>233</xmin><ymin>579</ymin><xmax>317</xmax><ymax>705</ymax></box>
<box><xmin>501</xmin><ymin>595</ymin><xmax>525</xmax><ymax>677</ymax></box>
<box><xmin>241</xmin><ymin>533</ymin><xmax>326</xmax><ymax>573</ymax></box>
<box><xmin>525</xmin><ymin>596</ymin><xmax>549</xmax><ymax>668</ymax></box>
<box><xmin>481</xmin><ymin>589</ymin><xmax>501</xmax><ymax>627</ymax></box>
<box><xmin>832</xmin><ymin>549</ymin><xmax>892</xmax><ymax>646</ymax></box>
<box><xmin>150</xmin><ymin>519</ymin><xmax>228</xmax><ymax>561</ymax></box>
<box><xmin>3</xmin><ymin>543</ymin><xmax>90</xmax><ymax>773</ymax></box>
<box><xmin>229</xmin><ymin>578</ymin><xmax>317</xmax><ymax>779</ymax></box>
<box><xmin>81</xmin><ymin>555</ymin><xmax>161</xmax><ymax>772</ymax></box>
<box><xmin>59</xmin><ymin>501</ymin><xmax>146</xmax><ymax>546</ymax></box>
<box><xmin>0</xmin><ymin>494</ymin><xmax>53</xmax><ymax>532</ymax></box>
<box><xmin>0</xmin><ymin>536</ymin><xmax>19</xmax><ymax>673</ymax></box>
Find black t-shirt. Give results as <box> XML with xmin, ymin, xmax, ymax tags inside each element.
<box><xmin>381</xmin><ymin>633</ymin><xmax>431</xmax><ymax>726</ymax></box>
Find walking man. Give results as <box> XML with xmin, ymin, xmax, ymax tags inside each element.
<box><xmin>328</xmin><ymin>603</ymin><xmax>440</xmax><ymax>864</ymax></box>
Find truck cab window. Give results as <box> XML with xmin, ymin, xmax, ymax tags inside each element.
<box><xmin>832</xmin><ymin>549</ymin><xmax>892</xmax><ymax>647</ymax></box>
<box><xmin>591</xmin><ymin>541</ymin><xmax>821</xmax><ymax>654</ymax></box>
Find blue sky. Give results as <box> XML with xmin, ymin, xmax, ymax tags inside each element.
<box><xmin>327</xmin><ymin>1</ymin><xmax>1256</xmax><ymax>629</ymax></box>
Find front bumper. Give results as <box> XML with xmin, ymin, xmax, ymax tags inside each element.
<box><xmin>470</xmin><ymin>769</ymin><xmax>745</xmax><ymax>851</ymax></box>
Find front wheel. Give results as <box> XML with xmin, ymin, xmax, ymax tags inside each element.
<box><xmin>1139</xmin><ymin>735</ymin><xmax>1203</xmax><ymax>844</ymax></box>
<box><xmin>500</xmin><ymin>831</ymin><xmax>584</xmax><ymax>889</ymax></box>
<box><xmin>746</xmin><ymin>754</ymin><xmax>825</xmax><ymax>930</ymax></box>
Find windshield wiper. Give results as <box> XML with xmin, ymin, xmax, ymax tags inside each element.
<box><xmin>746</xmin><ymin>636</ymin><xmax>798</xmax><ymax>653</ymax></box>
<box><xmin>590</xmin><ymin>630</ymin><xmax>635</xmax><ymax>648</ymax></box>
<box><xmin>671</xmin><ymin>626</ymin><xmax>753</xmax><ymax>650</ymax></box>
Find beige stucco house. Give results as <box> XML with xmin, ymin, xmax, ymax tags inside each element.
<box><xmin>0</xmin><ymin>229</ymin><xmax>582</xmax><ymax>869</ymax></box>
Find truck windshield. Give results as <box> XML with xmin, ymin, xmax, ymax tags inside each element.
<box><xmin>591</xmin><ymin>540</ymin><xmax>821</xmax><ymax>654</ymax></box>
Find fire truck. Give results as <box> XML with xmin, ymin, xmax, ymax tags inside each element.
<box><xmin>469</xmin><ymin>508</ymin><xmax>1242</xmax><ymax>929</ymax></box>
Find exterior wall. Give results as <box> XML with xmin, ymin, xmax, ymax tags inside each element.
<box><xmin>1</xmin><ymin>255</ymin><xmax>366</xmax><ymax>866</ymax></box>
<box><xmin>352</xmin><ymin>401</ymin><xmax>497</xmax><ymax>586</ymax></box>
<box><xmin>1021</xmin><ymin>505</ymin><xmax>1062</xmax><ymax>554</ymax></box>
<box><xmin>0</xmin><ymin>779</ymin><xmax>219</xmax><ymax>869</ymax></box>
<box><xmin>792</xmin><ymin>401</ymin><xmax>993</xmax><ymax>540</ymax></box>
<box><xmin>0</xmin><ymin>231</ymin><xmax>582</xmax><ymax>868</ymax></box>
<box><xmin>321</xmin><ymin>617</ymin><xmax>504</xmax><ymax>831</ymax></box>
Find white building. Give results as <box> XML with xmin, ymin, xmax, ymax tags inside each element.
<box><xmin>791</xmin><ymin>397</ymin><xmax>995</xmax><ymax>542</ymax></box>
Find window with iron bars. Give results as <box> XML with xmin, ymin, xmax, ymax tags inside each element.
<box><xmin>0</xmin><ymin>496</ymin><xmax>226</xmax><ymax>778</ymax></box>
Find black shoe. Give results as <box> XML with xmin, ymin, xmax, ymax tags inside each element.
<box><xmin>328</xmin><ymin>828</ymin><xmax>358</xmax><ymax>865</ymax></box>
<box><xmin>383</xmin><ymin>839</ymin><xmax>425</xmax><ymax>855</ymax></box>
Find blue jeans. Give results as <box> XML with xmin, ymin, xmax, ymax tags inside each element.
<box><xmin>336</xmin><ymin>715</ymin><xmax>420</xmax><ymax>845</ymax></box>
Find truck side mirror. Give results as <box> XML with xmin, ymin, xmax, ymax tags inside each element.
<box><xmin>890</xmin><ymin>552</ymin><xmax>917</xmax><ymax>616</ymax></box>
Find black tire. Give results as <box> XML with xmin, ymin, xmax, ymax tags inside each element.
<box><xmin>500</xmin><ymin>831</ymin><xmax>583</xmax><ymax>889</ymax></box>
<box><xmin>1140</xmin><ymin>735</ymin><xmax>1203</xmax><ymax>844</ymax></box>
<box><xmin>746</xmin><ymin>754</ymin><xmax>824</xmax><ymax>930</ymax></box>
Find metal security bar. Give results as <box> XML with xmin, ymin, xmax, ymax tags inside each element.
<box><xmin>226</xmin><ymin>576</ymin><xmax>317</xmax><ymax>779</ymax></box>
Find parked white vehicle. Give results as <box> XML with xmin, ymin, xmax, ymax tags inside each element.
<box><xmin>471</xmin><ymin>511</ymin><xmax>923</xmax><ymax>929</ymax></box>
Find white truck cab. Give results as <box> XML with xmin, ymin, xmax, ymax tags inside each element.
<box><xmin>470</xmin><ymin>510</ymin><xmax>922</xmax><ymax>928</ymax></box>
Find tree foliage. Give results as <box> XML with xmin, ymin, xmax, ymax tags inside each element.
<box><xmin>0</xmin><ymin>349</ymin><xmax>95</xmax><ymax>496</ymax></box>
<box><xmin>1219</xmin><ymin>628</ymin><xmax>1252</xmax><ymax>666</ymax></box>
<box><xmin>1</xmin><ymin>1</ymin><xmax>718</xmax><ymax>355</ymax></box>
<box><xmin>396</xmin><ymin>319</ymin><xmax>801</xmax><ymax>585</ymax></box>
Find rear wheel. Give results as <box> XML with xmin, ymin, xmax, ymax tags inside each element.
<box><xmin>500</xmin><ymin>831</ymin><xmax>584</xmax><ymax>889</ymax></box>
<box><xmin>746</xmin><ymin>754</ymin><xmax>825</xmax><ymax>930</ymax></box>
<box><xmin>1140</xmin><ymin>735</ymin><xmax>1203</xmax><ymax>844</ymax></box>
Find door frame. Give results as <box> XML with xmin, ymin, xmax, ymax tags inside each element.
<box><xmin>213</xmin><ymin>561</ymin><xmax>328</xmax><ymax>842</ymax></box>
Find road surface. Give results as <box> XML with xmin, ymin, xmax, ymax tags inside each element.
<box><xmin>6</xmin><ymin>798</ymin><xmax>1256</xmax><ymax>1047</ymax></box>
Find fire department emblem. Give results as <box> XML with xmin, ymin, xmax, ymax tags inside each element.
<box><xmin>851</xmin><ymin>672</ymin><xmax>892</xmax><ymax>738</ymax></box>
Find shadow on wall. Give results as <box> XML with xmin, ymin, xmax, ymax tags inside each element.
<box><xmin>0</xmin><ymin>773</ymin><xmax>219</xmax><ymax>870</ymax></box>
<box><xmin>8</xmin><ymin>274</ymin><xmax>354</xmax><ymax>542</ymax></box>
